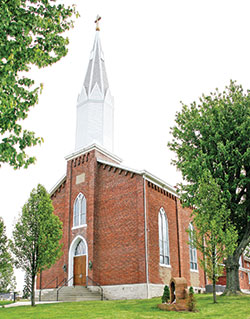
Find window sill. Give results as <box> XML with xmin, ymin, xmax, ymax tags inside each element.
<box><xmin>240</xmin><ymin>267</ymin><xmax>250</xmax><ymax>273</ymax></box>
<box><xmin>72</xmin><ymin>224</ymin><xmax>87</xmax><ymax>230</ymax></box>
<box><xmin>159</xmin><ymin>263</ymin><xmax>171</xmax><ymax>268</ymax></box>
<box><xmin>190</xmin><ymin>269</ymin><xmax>199</xmax><ymax>273</ymax></box>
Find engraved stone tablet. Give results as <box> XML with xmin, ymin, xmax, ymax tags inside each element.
<box><xmin>76</xmin><ymin>173</ymin><xmax>85</xmax><ymax>184</ymax></box>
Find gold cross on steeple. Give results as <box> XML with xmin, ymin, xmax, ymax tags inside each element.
<box><xmin>95</xmin><ymin>15</ymin><xmax>101</xmax><ymax>31</ymax></box>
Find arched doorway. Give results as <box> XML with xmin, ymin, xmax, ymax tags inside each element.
<box><xmin>170</xmin><ymin>281</ymin><xmax>175</xmax><ymax>303</ymax></box>
<box><xmin>68</xmin><ymin>236</ymin><xmax>88</xmax><ymax>286</ymax></box>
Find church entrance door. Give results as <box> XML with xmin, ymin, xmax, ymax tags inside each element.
<box><xmin>73</xmin><ymin>255</ymin><xmax>86</xmax><ymax>286</ymax></box>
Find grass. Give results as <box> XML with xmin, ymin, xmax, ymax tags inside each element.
<box><xmin>0</xmin><ymin>294</ymin><xmax>249</xmax><ymax>319</ymax></box>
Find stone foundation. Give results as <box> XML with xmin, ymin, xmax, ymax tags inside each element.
<box><xmin>88</xmin><ymin>283</ymin><xmax>166</xmax><ymax>300</ymax></box>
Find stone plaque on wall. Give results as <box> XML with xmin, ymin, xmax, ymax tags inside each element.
<box><xmin>76</xmin><ymin>173</ymin><xmax>85</xmax><ymax>184</ymax></box>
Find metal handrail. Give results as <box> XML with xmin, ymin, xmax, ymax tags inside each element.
<box><xmin>56</xmin><ymin>276</ymin><xmax>74</xmax><ymax>301</ymax></box>
<box><xmin>39</xmin><ymin>276</ymin><xmax>58</xmax><ymax>301</ymax></box>
<box><xmin>57</xmin><ymin>277</ymin><xmax>67</xmax><ymax>288</ymax></box>
<box><xmin>86</xmin><ymin>276</ymin><xmax>104</xmax><ymax>300</ymax></box>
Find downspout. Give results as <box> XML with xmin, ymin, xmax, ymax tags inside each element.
<box><xmin>68</xmin><ymin>160</ymin><xmax>73</xmax><ymax>273</ymax></box>
<box><xmin>175</xmin><ymin>198</ymin><xmax>182</xmax><ymax>277</ymax></box>
<box><xmin>143</xmin><ymin>176</ymin><xmax>149</xmax><ymax>298</ymax></box>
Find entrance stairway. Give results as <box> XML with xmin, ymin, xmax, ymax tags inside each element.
<box><xmin>37</xmin><ymin>286</ymin><xmax>103</xmax><ymax>302</ymax></box>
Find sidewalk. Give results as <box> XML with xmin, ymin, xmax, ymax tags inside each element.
<box><xmin>241</xmin><ymin>289</ymin><xmax>250</xmax><ymax>294</ymax></box>
<box><xmin>4</xmin><ymin>301</ymin><xmax>63</xmax><ymax>308</ymax></box>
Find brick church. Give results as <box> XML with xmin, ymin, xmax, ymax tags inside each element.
<box><xmin>36</xmin><ymin>21</ymin><xmax>250</xmax><ymax>299</ymax></box>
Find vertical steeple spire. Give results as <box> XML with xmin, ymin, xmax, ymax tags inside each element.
<box><xmin>83</xmin><ymin>29</ymin><xmax>109</xmax><ymax>98</ymax></box>
<box><xmin>75</xmin><ymin>17</ymin><xmax>114</xmax><ymax>152</ymax></box>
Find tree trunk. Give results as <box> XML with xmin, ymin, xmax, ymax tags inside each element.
<box><xmin>223</xmin><ymin>255</ymin><xmax>241</xmax><ymax>295</ymax></box>
<box><xmin>223</xmin><ymin>225</ymin><xmax>250</xmax><ymax>295</ymax></box>
<box><xmin>31</xmin><ymin>274</ymin><xmax>36</xmax><ymax>307</ymax></box>
<box><xmin>212</xmin><ymin>276</ymin><xmax>217</xmax><ymax>303</ymax></box>
<box><xmin>212</xmin><ymin>245</ymin><xmax>217</xmax><ymax>303</ymax></box>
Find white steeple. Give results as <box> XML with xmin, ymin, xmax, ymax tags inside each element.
<box><xmin>75</xmin><ymin>17</ymin><xmax>114</xmax><ymax>152</ymax></box>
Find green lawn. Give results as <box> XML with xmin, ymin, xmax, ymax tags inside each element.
<box><xmin>0</xmin><ymin>294</ymin><xmax>249</xmax><ymax>319</ymax></box>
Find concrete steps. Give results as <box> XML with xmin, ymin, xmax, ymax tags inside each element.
<box><xmin>37</xmin><ymin>286</ymin><xmax>103</xmax><ymax>302</ymax></box>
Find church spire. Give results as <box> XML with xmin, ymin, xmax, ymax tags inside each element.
<box><xmin>75</xmin><ymin>18</ymin><xmax>114</xmax><ymax>152</ymax></box>
<box><xmin>83</xmin><ymin>25</ymin><xmax>109</xmax><ymax>97</ymax></box>
<box><xmin>80</xmin><ymin>15</ymin><xmax>109</xmax><ymax>99</ymax></box>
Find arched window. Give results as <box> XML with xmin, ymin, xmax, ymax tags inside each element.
<box><xmin>74</xmin><ymin>240</ymin><xmax>87</xmax><ymax>256</ymax></box>
<box><xmin>158</xmin><ymin>207</ymin><xmax>170</xmax><ymax>265</ymax></box>
<box><xmin>189</xmin><ymin>223</ymin><xmax>198</xmax><ymax>270</ymax></box>
<box><xmin>73</xmin><ymin>193</ymin><xmax>86</xmax><ymax>227</ymax></box>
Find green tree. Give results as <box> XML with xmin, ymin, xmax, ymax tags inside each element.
<box><xmin>161</xmin><ymin>285</ymin><xmax>170</xmax><ymax>303</ymax></box>
<box><xmin>22</xmin><ymin>272</ymin><xmax>31</xmax><ymax>299</ymax></box>
<box><xmin>11</xmin><ymin>184</ymin><xmax>62</xmax><ymax>306</ymax></box>
<box><xmin>189</xmin><ymin>170</ymin><xmax>237</xmax><ymax>303</ymax></box>
<box><xmin>0</xmin><ymin>217</ymin><xmax>16</xmax><ymax>293</ymax></box>
<box><xmin>168</xmin><ymin>81</ymin><xmax>250</xmax><ymax>295</ymax></box>
<box><xmin>187</xmin><ymin>286</ymin><xmax>196</xmax><ymax>311</ymax></box>
<box><xmin>0</xmin><ymin>0</ymin><xmax>77</xmax><ymax>169</ymax></box>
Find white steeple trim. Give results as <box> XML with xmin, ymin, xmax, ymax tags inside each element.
<box><xmin>104</xmin><ymin>88</ymin><xmax>113</xmax><ymax>105</ymax></box>
<box><xmin>75</xmin><ymin>29</ymin><xmax>114</xmax><ymax>152</ymax></box>
<box><xmin>77</xmin><ymin>86</ymin><xmax>87</xmax><ymax>104</ymax></box>
<box><xmin>89</xmin><ymin>82</ymin><xmax>103</xmax><ymax>100</ymax></box>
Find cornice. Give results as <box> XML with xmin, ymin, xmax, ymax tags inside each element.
<box><xmin>97</xmin><ymin>158</ymin><xmax>178</xmax><ymax>197</ymax></box>
<box><xmin>65</xmin><ymin>143</ymin><xmax>122</xmax><ymax>164</ymax></box>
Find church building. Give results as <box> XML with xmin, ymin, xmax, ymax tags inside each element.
<box><xmin>36</xmin><ymin>19</ymin><xmax>240</xmax><ymax>300</ymax></box>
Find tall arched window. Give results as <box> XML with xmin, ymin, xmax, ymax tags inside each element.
<box><xmin>158</xmin><ymin>207</ymin><xmax>170</xmax><ymax>265</ymax></box>
<box><xmin>73</xmin><ymin>193</ymin><xmax>86</xmax><ymax>227</ymax></box>
<box><xmin>189</xmin><ymin>223</ymin><xmax>198</xmax><ymax>270</ymax></box>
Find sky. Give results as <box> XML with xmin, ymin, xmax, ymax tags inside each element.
<box><xmin>1</xmin><ymin>0</ymin><xmax>250</xmax><ymax>290</ymax></box>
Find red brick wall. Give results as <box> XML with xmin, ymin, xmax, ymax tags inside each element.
<box><xmin>94</xmin><ymin>163</ymin><xmax>146</xmax><ymax>285</ymax></box>
<box><xmin>37</xmin><ymin>150</ymin><xmax>96</xmax><ymax>289</ymax></box>
<box><xmin>146</xmin><ymin>183</ymin><xmax>205</xmax><ymax>288</ymax></box>
<box><xmin>146</xmin><ymin>182</ymin><xmax>180</xmax><ymax>283</ymax></box>
<box><xmin>177</xmin><ymin>202</ymin><xmax>205</xmax><ymax>288</ymax></box>
<box><xmin>217</xmin><ymin>268</ymin><xmax>227</xmax><ymax>286</ymax></box>
<box><xmin>239</xmin><ymin>258</ymin><xmax>250</xmax><ymax>290</ymax></box>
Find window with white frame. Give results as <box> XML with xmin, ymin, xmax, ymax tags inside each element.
<box><xmin>73</xmin><ymin>193</ymin><xmax>86</xmax><ymax>227</ymax></box>
<box><xmin>158</xmin><ymin>207</ymin><xmax>170</xmax><ymax>265</ymax></box>
<box><xmin>189</xmin><ymin>223</ymin><xmax>198</xmax><ymax>270</ymax></box>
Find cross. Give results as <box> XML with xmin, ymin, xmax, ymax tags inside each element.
<box><xmin>95</xmin><ymin>15</ymin><xmax>101</xmax><ymax>31</ymax></box>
